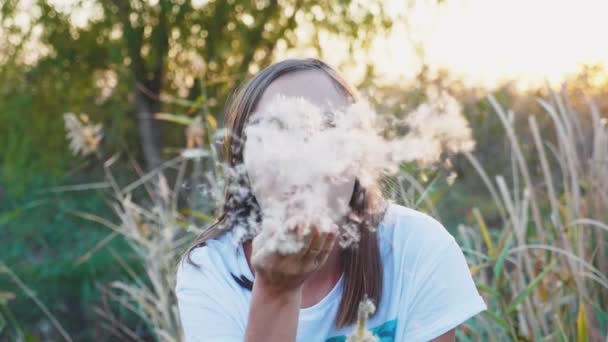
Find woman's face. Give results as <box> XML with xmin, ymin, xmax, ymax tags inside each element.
<box><xmin>244</xmin><ymin>70</ymin><xmax>356</xmax><ymax>222</ymax></box>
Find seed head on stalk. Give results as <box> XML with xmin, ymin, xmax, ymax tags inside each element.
<box><xmin>347</xmin><ymin>296</ymin><xmax>378</xmax><ymax>342</ymax></box>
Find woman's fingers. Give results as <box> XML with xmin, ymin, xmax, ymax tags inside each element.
<box><xmin>315</xmin><ymin>230</ymin><xmax>337</xmax><ymax>266</ymax></box>
<box><xmin>301</xmin><ymin>223</ymin><xmax>337</xmax><ymax>262</ymax></box>
<box><xmin>301</xmin><ymin>226</ymin><xmax>324</xmax><ymax>260</ymax></box>
<box><xmin>256</xmin><ymin>220</ymin><xmax>337</xmax><ymax>268</ymax></box>
<box><xmin>291</xmin><ymin>223</ymin><xmax>315</xmax><ymax>258</ymax></box>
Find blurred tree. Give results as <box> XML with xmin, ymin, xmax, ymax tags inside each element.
<box><xmin>1</xmin><ymin>2</ymin><xmax>395</xmax><ymax>338</ymax></box>
<box><xmin>7</xmin><ymin>0</ymin><xmax>393</xmax><ymax>170</ymax></box>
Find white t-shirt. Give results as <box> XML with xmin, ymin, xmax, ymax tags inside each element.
<box><xmin>176</xmin><ymin>204</ymin><xmax>487</xmax><ymax>341</ymax></box>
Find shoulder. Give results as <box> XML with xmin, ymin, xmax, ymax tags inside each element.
<box><xmin>381</xmin><ymin>206</ymin><xmax>486</xmax><ymax>340</ymax></box>
<box><xmin>175</xmin><ymin>232</ymin><xmax>251</xmax><ymax>339</ymax></box>
<box><xmin>175</xmin><ymin>230</ymin><xmax>240</xmax><ymax>293</ymax></box>
<box><xmin>378</xmin><ymin>203</ymin><xmax>456</xmax><ymax>254</ymax></box>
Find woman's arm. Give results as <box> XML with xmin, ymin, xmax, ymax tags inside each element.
<box><xmin>245</xmin><ymin>223</ymin><xmax>337</xmax><ymax>342</ymax></box>
<box><xmin>245</xmin><ymin>278</ymin><xmax>302</xmax><ymax>341</ymax></box>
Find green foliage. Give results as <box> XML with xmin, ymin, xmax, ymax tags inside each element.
<box><xmin>1</xmin><ymin>0</ymin><xmax>394</xmax><ymax>189</ymax></box>
<box><xmin>1</xmin><ymin>1</ymin><xmax>394</xmax><ymax>338</ymax></box>
<box><xmin>0</xmin><ymin>171</ymin><xmax>142</xmax><ymax>340</ymax></box>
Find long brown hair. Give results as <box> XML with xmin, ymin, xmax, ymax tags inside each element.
<box><xmin>185</xmin><ymin>58</ymin><xmax>386</xmax><ymax>328</ymax></box>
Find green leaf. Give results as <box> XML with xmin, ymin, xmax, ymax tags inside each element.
<box><xmin>493</xmin><ymin>234</ymin><xmax>513</xmax><ymax>281</ymax></box>
<box><xmin>483</xmin><ymin>310</ymin><xmax>510</xmax><ymax>331</ymax></box>
<box><xmin>473</xmin><ymin>208</ymin><xmax>495</xmax><ymax>257</ymax></box>
<box><xmin>154</xmin><ymin>113</ymin><xmax>196</xmax><ymax>126</ymax></box>
<box><xmin>577</xmin><ymin>302</ymin><xmax>588</xmax><ymax>342</ymax></box>
<box><xmin>181</xmin><ymin>209</ymin><xmax>216</xmax><ymax>223</ymax></box>
<box><xmin>206</xmin><ymin>114</ymin><xmax>218</xmax><ymax>130</ymax></box>
<box><xmin>477</xmin><ymin>284</ymin><xmax>499</xmax><ymax>297</ymax></box>
<box><xmin>188</xmin><ymin>95</ymin><xmax>206</xmax><ymax>114</ymax></box>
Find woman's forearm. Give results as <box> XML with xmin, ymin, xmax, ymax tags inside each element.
<box><xmin>245</xmin><ymin>278</ymin><xmax>302</xmax><ymax>342</ymax></box>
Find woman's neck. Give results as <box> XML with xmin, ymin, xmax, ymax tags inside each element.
<box><xmin>300</xmin><ymin>241</ymin><xmax>343</xmax><ymax>308</ymax></box>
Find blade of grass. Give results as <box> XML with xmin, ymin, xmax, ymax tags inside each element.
<box><xmin>577</xmin><ymin>302</ymin><xmax>588</xmax><ymax>342</ymax></box>
<box><xmin>493</xmin><ymin>234</ymin><xmax>513</xmax><ymax>281</ymax></box>
<box><xmin>473</xmin><ymin>208</ymin><xmax>495</xmax><ymax>258</ymax></box>
<box><xmin>483</xmin><ymin>310</ymin><xmax>510</xmax><ymax>331</ymax></box>
<box><xmin>507</xmin><ymin>260</ymin><xmax>556</xmax><ymax>314</ymax></box>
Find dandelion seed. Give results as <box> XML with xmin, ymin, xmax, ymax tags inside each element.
<box><xmin>63</xmin><ymin>112</ymin><xmax>103</xmax><ymax>157</ymax></box>
<box><xmin>238</xmin><ymin>93</ymin><xmax>474</xmax><ymax>254</ymax></box>
<box><xmin>390</xmin><ymin>90</ymin><xmax>475</xmax><ymax>165</ymax></box>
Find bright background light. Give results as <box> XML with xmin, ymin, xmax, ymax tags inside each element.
<box><xmin>21</xmin><ymin>0</ymin><xmax>608</xmax><ymax>89</ymax></box>
<box><xmin>370</xmin><ymin>0</ymin><xmax>608</xmax><ymax>88</ymax></box>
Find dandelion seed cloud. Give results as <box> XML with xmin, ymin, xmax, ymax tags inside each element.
<box><xmin>231</xmin><ymin>90</ymin><xmax>474</xmax><ymax>255</ymax></box>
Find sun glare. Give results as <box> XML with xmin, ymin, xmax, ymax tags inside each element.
<box><xmin>371</xmin><ymin>0</ymin><xmax>608</xmax><ymax>88</ymax></box>
<box><xmin>23</xmin><ymin>0</ymin><xmax>608</xmax><ymax>89</ymax></box>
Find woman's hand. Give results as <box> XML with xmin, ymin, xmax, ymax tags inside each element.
<box><xmin>245</xmin><ymin>222</ymin><xmax>338</xmax><ymax>342</ymax></box>
<box><xmin>250</xmin><ymin>221</ymin><xmax>338</xmax><ymax>295</ymax></box>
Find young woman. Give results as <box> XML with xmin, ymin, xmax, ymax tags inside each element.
<box><xmin>176</xmin><ymin>58</ymin><xmax>486</xmax><ymax>342</ymax></box>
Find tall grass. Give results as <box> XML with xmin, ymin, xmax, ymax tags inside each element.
<box><xmin>61</xmin><ymin>107</ymin><xmax>224</xmax><ymax>340</ymax></box>
<box><xmin>73</xmin><ymin>149</ymin><xmax>224</xmax><ymax>341</ymax></box>
<box><xmin>458</xmin><ymin>93</ymin><xmax>607</xmax><ymax>341</ymax></box>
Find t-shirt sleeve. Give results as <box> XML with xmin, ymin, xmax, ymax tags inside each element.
<box><xmin>175</xmin><ymin>249</ymin><xmax>244</xmax><ymax>342</ymax></box>
<box><xmin>401</xmin><ymin>238</ymin><xmax>487</xmax><ymax>341</ymax></box>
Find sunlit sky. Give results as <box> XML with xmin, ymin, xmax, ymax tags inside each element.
<box><xmin>21</xmin><ymin>0</ymin><xmax>608</xmax><ymax>89</ymax></box>
<box><xmin>368</xmin><ymin>0</ymin><xmax>608</xmax><ymax>88</ymax></box>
